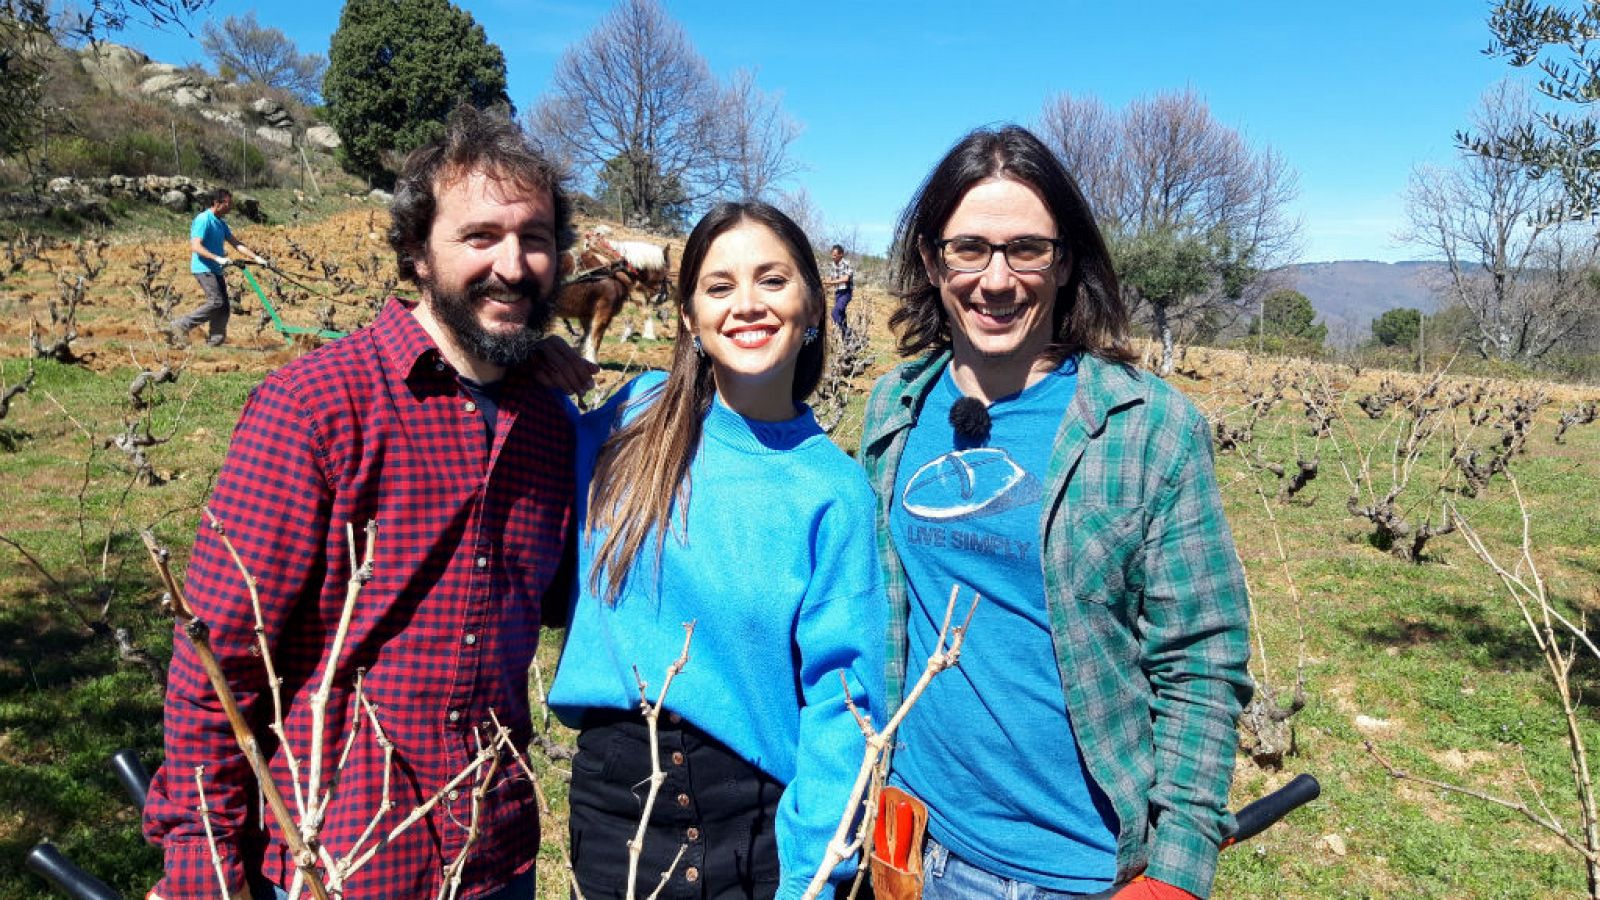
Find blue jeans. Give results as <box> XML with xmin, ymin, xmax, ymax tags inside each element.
<box><xmin>263</xmin><ymin>869</ymin><xmax>535</xmax><ymax>899</ymax></box>
<box><xmin>921</xmin><ymin>838</ymin><xmax>1117</xmax><ymax>900</ymax></box>
<box><xmin>830</xmin><ymin>288</ymin><xmax>853</xmax><ymax>334</ymax></box>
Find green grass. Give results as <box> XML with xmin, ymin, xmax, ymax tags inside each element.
<box><xmin>0</xmin><ymin>356</ymin><xmax>262</xmax><ymax>898</ymax></box>
<box><xmin>4</xmin><ymin>342</ymin><xmax>1600</xmax><ymax>898</ymax></box>
<box><xmin>1195</xmin><ymin>365</ymin><xmax>1600</xmax><ymax>898</ymax></box>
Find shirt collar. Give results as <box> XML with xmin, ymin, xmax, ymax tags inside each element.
<box><xmin>862</xmin><ymin>350</ymin><xmax>949</xmax><ymax>452</ymax></box>
<box><xmin>866</xmin><ymin>350</ymin><xmax>1145</xmax><ymax>447</ymax></box>
<box><xmin>1070</xmin><ymin>354</ymin><xmax>1146</xmax><ymax>435</ymax></box>
<box><xmin>372</xmin><ymin>294</ymin><xmax>544</xmax><ymax>403</ymax></box>
<box><xmin>372</xmin><ymin>296</ymin><xmax>444</xmax><ymax>379</ymax></box>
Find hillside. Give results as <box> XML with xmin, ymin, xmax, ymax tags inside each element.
<box><xmin>0</xmin><ymin>39</ymin><xmax>354</xmax><ymax>230</ymax></box>
<box><xmin>1280</xmin><ymin>260</ymin><xmax>1448</xmax><ymax>344</ymax></box>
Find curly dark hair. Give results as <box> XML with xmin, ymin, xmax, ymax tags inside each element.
<box><xmin>886</xmin><ymin>124</ymin><xmax>1135</xmax><ymax>364</ymax></box>
<box><xmin>387</xmin><ymin>105</ymin><xmax>572</xmax><ymax>284</ymax></box>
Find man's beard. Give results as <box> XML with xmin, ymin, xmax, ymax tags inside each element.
<box><xmin>426</xmin><ymin>273</ymin><xmax>556</xmax><ymax>368</ymax></box>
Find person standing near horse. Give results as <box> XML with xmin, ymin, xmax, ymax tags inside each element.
<box><xmin>549</xmin><ymin>201</ymin><xmax>885</xmax><ymax>900</ymax></box>
<box><xmin>822</xmin><ymin>243</ymin><xmax>855</xmax><ymax>337</ymax></box>
<box><xmin>144</xmin><ymin>107</ymin><xmax>575</xmax><ymax>899</ymax></box>
<box><xmin>860</xmin><ymin>125</ymin><xmax>1252</xmax><ymax>900</ymax></box>
<box><xmin>168</xmin><ymin>188</ymin><xmax>265</xmax><ymax>348</ymax></box>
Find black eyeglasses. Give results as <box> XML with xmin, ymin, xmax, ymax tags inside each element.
<box><xmin>935</xmin><ymin>236</ymin><xmax>1063</xmax><ymax>273</ymax></box>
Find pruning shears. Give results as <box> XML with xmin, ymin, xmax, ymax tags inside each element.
<box><xmin>874</xmin><ymin>785</ymin><xmax>923</xmax><ymax>870</ymax></box>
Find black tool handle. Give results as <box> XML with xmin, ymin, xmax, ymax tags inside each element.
<box><xmin>108</xmin><ymin>749</ymin><xmax>151</xmax><ymax>813</ymax></box>
<box><xmin>24</xmin><ymin>842</ymin><xmax>123</xmax><ymax>900</ymax></box>
<box><xmin>1228</xmin><ymin>773</ymin><xmax>1321</xmax><ymax>846</ymax></box>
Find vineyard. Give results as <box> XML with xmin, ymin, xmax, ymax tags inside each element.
<box><xmin>1</xmin><ymin>204</ymin><xmax>1599</xmax><ymax>898</ymax></box>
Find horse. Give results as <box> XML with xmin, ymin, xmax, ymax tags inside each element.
<box><xmin>582</xmin><ymin>232</ymin><xmax>674</xmax><ymax>341</ymax></box>
<box><xmin>555</xmin><ymin>244</ymin><xmax>637</xmax><ymax>364</ymax></box>
<box><xmin>556</xmin><ymin>273</ymin><xmax>633</xmax><ymax>364</ymax></box>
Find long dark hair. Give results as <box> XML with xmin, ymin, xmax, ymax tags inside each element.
<box><xmin>586</xmin><ymin>201</ymin><xmax>826</xmax><ymax>602</ymax></box>
<box><xmin>887</xmin><ymin>124</ymin><xmax>1135</xmax><ymax>364</ymax></box>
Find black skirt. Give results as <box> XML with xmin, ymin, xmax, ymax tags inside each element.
<box><xmin>568</xmin><ymin>710</ymin><xmax>784</xmax><ymax>900</ymax></box>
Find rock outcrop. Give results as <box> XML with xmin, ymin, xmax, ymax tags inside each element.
<box><xmin>78</xmin><ymin>43</ymin><xmax>150</xmax><ymax>93</ymax></box>
<box><xmin>74</xmin><ymin>43</ymin><xmax>330</xmax><ymax>152</ymax></box>
<box><xmin>305</xmin><ymin>125</ymin><xmax>342</xmax><ymax>151</ymax></box>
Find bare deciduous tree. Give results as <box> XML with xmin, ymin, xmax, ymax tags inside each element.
<box><xmin>529</xmin><ymin>0</ymin><xmax>802</xmax><ymax>229</ymax></box>
<box><xmin>774</xmin><ymin>185</ymin><xmax>827</xmax><ymax>249</ymax></box>
<box><xmin>1039</xmin><ymin>88</ymin><xmax>1300</xmax><ymax>373</ymax></box>
<box><xmin>529</xmin><ymin>0</ymin><xmax>725</xmax><ymax>229</ymax></box>
<box><xmin>1038</xmin><ymin>92</ymin><xmax>1123</xmax><ymax>220</ymax></box>
<box><xmin>718</xmin><ymin>68</ymin><xmax>802</xmax><ymax>201</ymax></box>
<box><xmin>1404</xmin><ymin>82</ymin><xmax>1599</xmax><ymax>365</ymax></box>
<box><xmin>201</xmin><ymin>11</ymin><xmax>326</xmax><ymax>103</ymax></box>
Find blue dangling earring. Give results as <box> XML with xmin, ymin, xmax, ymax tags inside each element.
<box><xmin>691</xmin><ymin>335</ymin><xmax>704</xmax><ymax>357</ymax></box>
<box><xmin>802</xmin><ymin>326</ymin><xmax>819</xmax><ymax>345</ymax></box>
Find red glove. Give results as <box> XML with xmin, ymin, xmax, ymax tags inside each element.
<box><xmin>1113</xmin><ymin>876</ymin><xmax>1200</xmax><ymax>900</ymax></box>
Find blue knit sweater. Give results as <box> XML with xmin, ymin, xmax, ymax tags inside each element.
<box><xmin>549</xmin><ymin>371</ymin><xmax>887</xmax><ymax>900</ymax></box>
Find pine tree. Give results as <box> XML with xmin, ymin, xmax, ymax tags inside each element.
<box><xmin>323</xmin><ymin>0</ymin><xmax>509</xmax><ymax>184</ymax></box>
<box><xmin>1371</xmin><ymin>308</ymin><xmax>1421</xmax><ymax>349</ymax></box>
<box><xmin>1256</xmin><ymin>290</ymin><xmax>1327</xmax><ymax>344</ymax></box>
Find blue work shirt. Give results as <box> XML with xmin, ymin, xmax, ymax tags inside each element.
<box><xmin>190</xmin><ymin>209</ymin><xmax>234</xmax><ymax>275</ymax></box>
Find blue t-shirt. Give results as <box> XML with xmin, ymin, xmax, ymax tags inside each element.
<box><xmin>458</xmin><ymin>376</ymin><xmax>503</xmax><ymax>457</ymax></box>
<box><xmin>888</xmin><ymin>356</ymin><xmax>1118</xmax><ymax>893</ymax></box>
<box><xmin>190</xmin><ymin>209</ymin><xmax>234</xmax><ymax>275</ymax></box>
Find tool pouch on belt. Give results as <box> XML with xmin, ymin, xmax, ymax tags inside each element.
<box><xmin>869</xmin><ymin>785</ymin><xmax>928</xmax><ymax>900</ymax></box>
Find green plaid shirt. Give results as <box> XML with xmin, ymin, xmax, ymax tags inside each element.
<box><xmin>860</xmin><ymin>351</ymin><xmax>1252</xmax><ymax>898</ymax></box>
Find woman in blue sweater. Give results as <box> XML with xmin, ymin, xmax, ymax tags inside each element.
<box><xmin>549</xmin><ymin>201</ymin><xmax>886</xmax><ymax>900</ymax></box>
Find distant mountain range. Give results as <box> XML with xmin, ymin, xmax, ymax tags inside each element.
<box><xmin>1277</xmin><ymin>260</ymin><xmax>1449</xmax><ymax>345</ymax></box>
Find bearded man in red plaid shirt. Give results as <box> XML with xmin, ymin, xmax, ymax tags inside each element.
<box><xmin>143</xmin><ymin>106</ymin><xmax>580</xmax><ymax>900</ymax></box>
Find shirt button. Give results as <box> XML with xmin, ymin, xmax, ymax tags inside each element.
<box><xmin>448</xmin><ymin>710</ymin><xmax>461</xmax><ymax>723</ymax></box>
<box><xmin>671</xmin><ymin>751</ymin><xmax>685</xmax><ymax>766</ymax></box>
<box><xmin>684</xmin><ymin>867</ymin><xmax>699</xmax><ymax>883</ymax></box>
<box><xmin>464</xmin><ymin>400</ymin><xmax>477</xmax><ymax>413</ymax></box>
<box><xmin>668</xmin><ymin>712</ymin><xmax>682</xmax><ymax>724</ymax></box>
<box><xmin>463</xmin><ymin>633</ymin><xmax>477</xmax><ymax>646</ymax></box>
<box><xmin>448</xmin><ymin>789</ymin><xmax>460</xmax><ymax>802</ymax></box>
<box><xmin>476</xmin><ymin>556</ymin><xmax>488</xmax><ymax>568</ymax></box>
<box><xmin>676</xmin><ymin>793</ymin><xmax>690</xmax><ymax>808</ymax></box>
<box><xmin>686</xmin><ymin>827</ymin><xmax>700</xmax><ymax>841</ymax></box>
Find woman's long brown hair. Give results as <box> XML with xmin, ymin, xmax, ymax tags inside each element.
<box><xmin>585</xmin><ymin>202</ymin><xmax>826</xmax><ymax>603</ymax></box>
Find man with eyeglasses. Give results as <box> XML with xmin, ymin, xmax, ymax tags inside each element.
<box><xmin>860</xmin><ymin>125</ymin><xmax>1250</xmax><ymax>900</ymax></box>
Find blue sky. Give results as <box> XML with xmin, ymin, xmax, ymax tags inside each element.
<box><xmin>117</xmin><ymin>1</ymin><xmax>1513</xmax><ymax>263</ymax></box>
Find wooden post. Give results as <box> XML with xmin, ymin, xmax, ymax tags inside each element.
<box><xmin>1418</xmin><ymin>311</ymin><xmax>1426</xmax><ymax>373</ymax></box>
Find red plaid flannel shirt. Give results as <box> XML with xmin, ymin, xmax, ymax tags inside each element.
<box><xmin>144</xmin><ymin>298</ymin><xmax>574</xmax><ymax>898</ymax></box>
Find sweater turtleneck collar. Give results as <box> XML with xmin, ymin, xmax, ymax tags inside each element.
<box><xmin>704</xmin><ymin>393</ymin><xmax>823</xmax><ymax>454</ymax></box>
